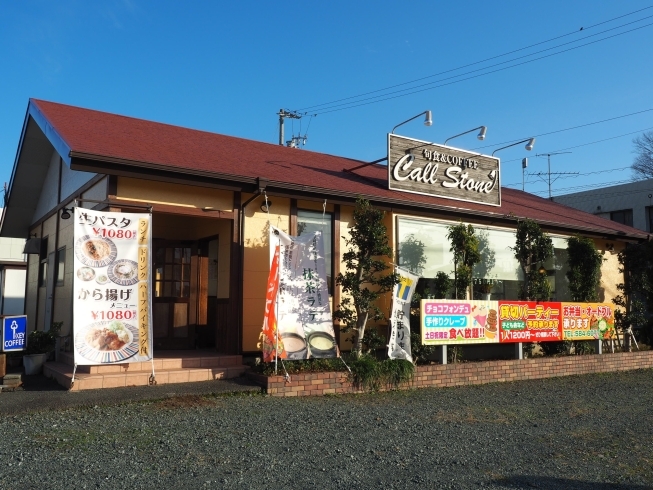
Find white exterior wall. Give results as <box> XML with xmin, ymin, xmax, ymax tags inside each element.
<box><xmin>553</xmin><ymin>179</ymin><xmax>653</xmax><ymax>233</ymax></box>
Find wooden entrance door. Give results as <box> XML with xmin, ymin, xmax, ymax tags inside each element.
<box><xmin>153</xmin><ymin>241</ymin><xmax>208</xmax><ymax>349</ymax></box>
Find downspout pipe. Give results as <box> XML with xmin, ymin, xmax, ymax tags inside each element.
<box><xmin>238</xmin><ymin>177</ymin><xmax>268</xmax><ymax>354</ymax></box>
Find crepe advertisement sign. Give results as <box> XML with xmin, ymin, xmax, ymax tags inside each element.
<box><xmin>269</xmin><ymin>226</ymin><xmax>338</xmax><ymax>360</ymax></box>
<box><xmin>73</xmin><ymin>208</ymin><xmax>153</xmax><ymax>365</ymax></box>
<box><xmin>421</xmin><ymin>299</ymin><xmax>500</xmax><ymax>345</ymax></box>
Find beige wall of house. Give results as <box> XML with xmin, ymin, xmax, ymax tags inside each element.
<box><xmin>116</xmin><ymin>177</ymin><xmax>234</xmax><ymax>212</ymax></box>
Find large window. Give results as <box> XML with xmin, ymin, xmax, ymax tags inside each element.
<box><xmin>396</xmin><ymin>216</ymin><xmax>571</xmax><ymax>301</ymax></box>
<box><xmin>55</xmin><ymin>247</ymin><xmax>65</xmax><ymax>287</ymax></box>
<box><xmin>297</xmin><ymin>209</ymin><xmax>333</xmax><ymax>294</ymax></box>
<box><xmin>610</xmin><ymin>209</ymin><xmax>633</xmax><ymax>227</ymax></box>
<box><xmin>38</xmin><ymin>236</ymin><xmax>48</xmax><ymax>288</ymax></box>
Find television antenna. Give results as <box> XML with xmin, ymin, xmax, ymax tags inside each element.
<box><xmin>534</xmin><ymin>152</ymin><xmax>577</xmax><ymax>199</ymax></box>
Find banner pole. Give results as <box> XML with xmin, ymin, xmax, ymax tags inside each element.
<box><xmin>274</xmin><ymin>234</ymin><xmax>280</xmax><ymax>376</ymax></box>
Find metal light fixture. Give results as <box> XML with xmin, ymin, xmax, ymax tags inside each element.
<box><xmin>60</xmin><ymin>207</ymin><xmax>74</xmax><ymax>220</ymax></box>
<box><xmin>261</xmin><ymin>201</ymin><xmax>272</xmax><ymax>212</ymax></box>
<box><xmin>444</xmin><ymin>125</ymin><xmax>488</xmax><ymax>145</ymax></box>
<box><xmin>391</xmin><ymin>110</ymin><xmax>433</xmax><ymax>134</ymax></box>
<box><xmin>491</xmin><ymin>137</ymin><xmax>536</xmax><ymax>156</ymax></box>
<box><xmin>538</xmin><ymin>265</ymin><xmax>547</xmax><ymax>274</ymax></box>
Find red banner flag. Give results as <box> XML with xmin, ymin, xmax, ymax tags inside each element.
<box><xmin>259</xmin><ymin>245</ymin><xmax>286</xmax><ymax>362</ymax></box>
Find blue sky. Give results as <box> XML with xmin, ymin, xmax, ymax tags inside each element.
<box><xmin>1</xmin><ymin>1</ymin><xmax>653</xmax><ymax>200</ymax></box>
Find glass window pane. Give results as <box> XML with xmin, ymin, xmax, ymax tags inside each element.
<box><xmin>182</xmin><ymin>282</ymin><xmax>190</xmax><ymax>298</ymax></box>
<box><xmin>164</xmin><ymin>282</ymin><xmax>173</xmax><ymax>297</ymax></box>
<box><xmin>165</xmin><ymin>248</ymin><xmax>173</xmax><ymax>263</ymax></box>
<box><xmin>165</xmin><ymin>265</ymin><xmax>173</xmax><ymax>280</ymax></box>
<box><xmin>155</xmin><ymin>281</ymin><xmax>162</xmax><ymax>297</ymax></box>
<box><xmin>174</xmin><ymin>281</ymin><xmax>181</xmax><ymax>297</ymax></box>
<box><xmin>396</xmin><ymin>216</ymin><xmax>573</xmax><ymax>301</ymax></box>
<box><xmin>173</xmin><ymin>265</ymin><xmax>181</xmax><ymax>281</ymax></box>
<box><xmin>182</xmin><ymin>264</ymin><xmax>190</xmax><ymax>280</ymax></box>
<box><xmin>183</xmin><ymin>248</ymin><xmax>192</xmax><ymax>263</ymax></box>
<box><xmin>174</xmin><ymin>248</ymin><xmax>182</xmax><ymax>261</ymax></box>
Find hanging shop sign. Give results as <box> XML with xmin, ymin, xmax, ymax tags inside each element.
<box><xmin>73</xmin><ymin>208</ymin><xmax>153</xmax><ymax>365</ymax></box>
<box><xmin>388</xmin><ymin>134</ymin><xmax>501</xmax><ymax>206</ymax></box>
<box><xmin>388</xmin><ymin>267</ymin><xmax>420</xmax><ymax>362</ymax></box>
<box><xmin>267</xmin><ymin>226</ymin><xmax>338</xmax><ymax>360</ymax></box>
<box><xmin>421</xmin><ymin>299</ymin><xmax>615</xmax><ymax>345</ymax></box>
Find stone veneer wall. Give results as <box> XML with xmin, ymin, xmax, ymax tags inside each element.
<box><xmin>247</xmin><ymin>351</ymin><xmax>653</xmax><ymax>397</ymax></box>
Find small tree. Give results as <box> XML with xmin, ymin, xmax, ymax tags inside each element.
<box><xmin>447</xmin><ymin>223</ymin><xmax>481</xmax><ymax>299</ymax></box>
<box><xmin>613</xmin><ymin>242</ymin><xmax>653</xmax><ymax>350</ymax></box>
<box><xmin>565</xmin><ymin>235</ymin><xmax>604</xmax><ymax>354</ymax></box>
<box><xmin>513</xmin><ymin>219</ymin><xmax>553</xmax><ymax>301</ymax></box>
<box><xmin>631</xmin><ymin>130</ymin><xmax>653</xmax><ymax>179</ymax></box>
<box><xmin>566</xmin><ymin>235</ymin><xmax>604</xmax><ymax>302</ymax></box>
<box><xmin>333</xmin><ymin>199</ymin><xmax>399</xmax><ymax>358</ymax></box>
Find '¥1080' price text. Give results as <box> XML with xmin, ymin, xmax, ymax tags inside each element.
<box><xmin>91</xmin><ymin>310</ymin><xmax>137</xmax><ymax>321</ymax></box>
<box><xmin>93</xmin><ymin>228</ymin><xmax>136</xmax><ymax>239</ymax></box>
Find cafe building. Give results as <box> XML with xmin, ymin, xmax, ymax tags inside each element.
<box><xmin>0</xmin><ymin>99</ymin><xmax>646</xmax><ymax>390</ymax></box>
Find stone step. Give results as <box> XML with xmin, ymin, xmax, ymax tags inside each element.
<box><xmin>57</xmin><ymin>352</ymin><xmax>243</xmax><ymax>374</ymax></box>
<box><xmin>44</xmin><ymin>361</ymin><xmax>248</xmax><ymax>391</ymax></box>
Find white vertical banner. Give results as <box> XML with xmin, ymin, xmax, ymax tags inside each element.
<box><xmin>73</xmin><ymin>208</ymin><xmax>153</xmax><ymax>365</ymax></box>
<box><xmin>388</xmin><ymin>267</ymin><xmax>419</xmax><ymax>362</ymax></box>
<box><xmin>270</xmin><ymin>226</ymin><xmax>337</xmax><ymax>359</ymax></box>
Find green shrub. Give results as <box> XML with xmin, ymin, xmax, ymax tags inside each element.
<box><xmin>25</xmin><ymin>322</ymin><xmax>62</xmax><ymax>355</ymax></box>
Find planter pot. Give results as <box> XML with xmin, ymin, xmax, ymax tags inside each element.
<box><xmin>23</xmin><ymin>353</ymin><xmax>48</xmax><ymax>375</ymax></box>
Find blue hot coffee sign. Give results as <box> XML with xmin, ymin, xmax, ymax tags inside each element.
<box><xmin>2</xmin><ymin>316</ymin><xmax>27</xmax><ymax>352</ymax></box>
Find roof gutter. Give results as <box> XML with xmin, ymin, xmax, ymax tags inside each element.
<box><xmin>237</xmin><ymin>177</ymin><xmax>268</xmax><ymax>354</ymax></box>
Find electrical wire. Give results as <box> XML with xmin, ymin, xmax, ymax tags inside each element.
<box><xmin>296</xmin><ymin>6</ymin><xmax>653</xmax><ymax>113</ymax></box>
<box><xmin>504</xmin><ymin>167</ymin><xmax>632</xmax><ymax>188</ymax></box>
<box><xmin>311</xmin><ymin>16</ymin><xmax>653</xmax><ymax>114</ymax></box>
<box><xmin>500</xmin><ymin>126</ymin><xmax>653</xmax><ymax>164</ymax></box>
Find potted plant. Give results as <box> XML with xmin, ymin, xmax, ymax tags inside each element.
<box><xmin>23</xmin><ymin>322</ymin><xmax>62</xmax><ymax>375</ymax></box>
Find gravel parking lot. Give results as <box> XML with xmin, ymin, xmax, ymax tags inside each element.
<box><xmin>0</xmin><ymin>369</ymin><xmax>652</xmax><ymax>489</ymax></box>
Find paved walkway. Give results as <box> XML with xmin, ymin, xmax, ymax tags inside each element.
<box><xmin>0</xmin><ymin>372</ymin><xmax>261</xmax><ymax>416</ymax></box>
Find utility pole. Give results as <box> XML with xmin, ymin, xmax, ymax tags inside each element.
<box><xmin>277</xmin><ymin>109</ymin><xmax>301</xmax><ymax>146</ymax></box>
<box><xmin>535</xmin><ymin>152</ymin><xmax>573</xmax><ymax>199</ymax></box>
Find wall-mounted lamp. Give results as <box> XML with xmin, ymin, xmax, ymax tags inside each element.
<box><xmin>606</xmin><ymin>243</ymin><xmax>615</xmax><ymax>252</ymax></box>
<box><xmin>261</xmin><ymin>201</ymin><xmax>272</xmax><ymax>213</ymax></box>
<box><xmin>491</xmin><ymin>137</ymin><xmax>536</xmax><ymax>156</ymax></box>
<box><xmin>202</xmin><ymin>206</ymin><xmax>215</xmax><ymax>211</ymax></box>
<box><xmin>60</xmin><ymin>207</ymin><xmax>74</xmax><ymax>220</ymax></box>
<box><xmin>391</xmin><ymin>110</ymin><xmax>432</xmax><ymax>134</ymax></box>
<box><xmin>538</xmin><ymin>265</ymin><xmax>547</xmax><ymax>275</ymax></box>
<box><xmin>444</xmin><ymin>125</ymin><xmax>487</xmax><ymax>146</ymax></box>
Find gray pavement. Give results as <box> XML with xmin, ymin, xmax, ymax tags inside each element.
<box><xmin>0</xmin><ymin>372</ymin><xmax>262</xmax><ymax>416</ymax></box>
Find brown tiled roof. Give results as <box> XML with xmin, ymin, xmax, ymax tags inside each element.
<box><xmin>31</xmin><ymin>98</ymin><xmax>647</xmax><ymax>240</ymax></box>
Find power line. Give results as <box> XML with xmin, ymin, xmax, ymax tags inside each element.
<box><xmin>504</xmin><ymin>167</ymin><xmax>632</xmax><ymax>188</ymax></box>
<box><xmin>309</xmin><ymin>18</ymin><xmax>653</xmax><ymax>115</ymax></box>
<box><xmin>473</xmin><ymin>110</ymin><xmax>653</xmax><ymax>152</ymax></box>
<box><xmin>500</xmin><ymin>126</ymin><xmax>653</xmax><ymax>165</ymax></box>
<box><xmin>296</xmin><ymin>6</ymin><xmax>653</xmax><ymax>113</ymax></box>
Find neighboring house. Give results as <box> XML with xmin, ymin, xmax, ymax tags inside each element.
<box><xmin>0</xmin><ymin>221</ymin><xmax>27</xmax><ymax>315</ymax></box>
<box><xmin>553</xmin><ymin>179</ymin><xmax>653</xmax><ymax>233</ymax></box>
